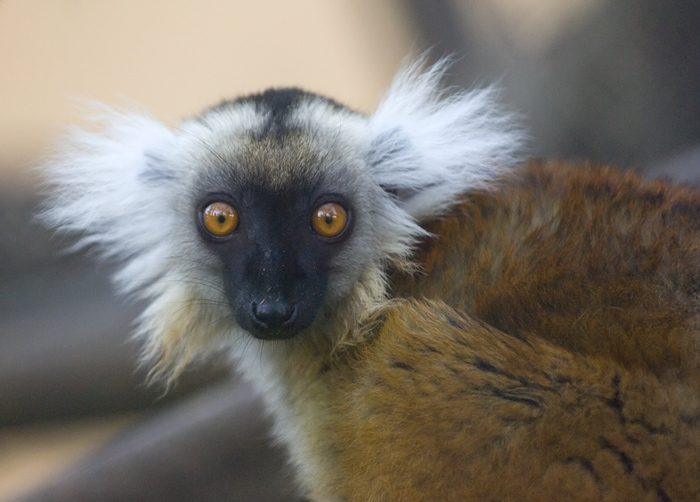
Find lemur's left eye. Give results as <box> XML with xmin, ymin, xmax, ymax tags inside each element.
<box><xmin>201</xmin><ymin>201</ymin><xmax>239</xmax><ymax>237</ymax></box>
<box><xmin>311</xmin><ymin>202</ymin><xmax>348</xmax><ymax>239</ymax></box>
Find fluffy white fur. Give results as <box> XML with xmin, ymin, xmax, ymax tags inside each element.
<box><xmin>41</xmin><ymin>106</ymin><xmax>180</xmax><ymax>297</ymax></box>
<box><xmin>367</xmin><ymin>58</ymin><xmax>522</xmax><ymax>219</ymax></box>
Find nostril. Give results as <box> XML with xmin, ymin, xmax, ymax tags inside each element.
<box><xmin>252</xmin><ymin>300</ymin><xmax>295</xmax><ymax>329</ymax></box>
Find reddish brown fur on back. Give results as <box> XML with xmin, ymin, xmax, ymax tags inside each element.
<box><xmin>392</xmin><ymin>160</ymin><xmax>700</xmax><ymax>383</ymax></box>
<box><xmin>330</xmin><ymin>300</ymin><xmax>700</xmax><ymax>501</ymax></box>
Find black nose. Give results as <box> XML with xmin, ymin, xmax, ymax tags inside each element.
<box><xmin>252</xmin><ymin>300</ymin><xmax>295</xmax><ymax>330</ymax></box>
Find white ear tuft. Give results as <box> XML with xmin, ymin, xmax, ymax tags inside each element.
<box><xmin>39</xmin><ymin>105</ymin><xmax>180</xmax><ymax>296</ymax></box>
<box><xmin>367</xmin><ymin>58</ymin><xmax>524</xmax><ymax>220</ymax></box>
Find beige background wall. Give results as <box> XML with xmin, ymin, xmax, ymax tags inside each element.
<box><xmin>0</xmin><ymin>0</ymin><xmax>415</xmax><ymax>185</ymax></box>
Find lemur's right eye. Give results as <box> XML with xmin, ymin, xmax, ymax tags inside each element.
<box><xmin>201</xmin><ymin>201</ymin><xmax>239</xmax><ymax>237</ymax></box>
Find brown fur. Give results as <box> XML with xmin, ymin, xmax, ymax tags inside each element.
<box><xmin>330</xmin><ymin>299</ymin><xmax>700</xmax><ymax>501</ymax></box>
<box><xmin>292</xmin><ymin>161</ymin><xmax>700</xmax><ymax>500</ymax></box>
<box><xmin>391</xmin><ymin>160</ymin><xmax>700</xmax><ymax>384</ymax></box>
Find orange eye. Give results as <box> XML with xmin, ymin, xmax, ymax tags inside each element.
<box><xmin>201</xmin><ymin>201</ymin><xmax>239</xmax><ymax>237</ymax></box>
<box><xmin>311</xmin><ymin>202</ymin><xmax>348</xmax><ymax>238</ymax></box>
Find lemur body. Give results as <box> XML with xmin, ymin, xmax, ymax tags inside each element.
<box><xmin>42</xmin><ymin>61</ymin><xmax>700</xmax><ymax>500</ymax></box>
<box><xmin>395</xmin><ymin>161</ymin><xmax>700</xmax><ymax>384</ymax></box>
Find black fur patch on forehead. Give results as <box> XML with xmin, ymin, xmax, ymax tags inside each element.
<box><xmin>245</xmin><ymin>88</ymin><xmax>306</xmax><ymax>135</ymax></box>
<box><xmin>205</xmin><ymin>88</ymin><xmax>354</xmax><ymax>136</ymax></box>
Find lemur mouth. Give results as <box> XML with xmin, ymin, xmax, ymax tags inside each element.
<box><xmin>246</xmin><ymin>325</ymin><xmax>302</xmax><ymax>341</ymax></box>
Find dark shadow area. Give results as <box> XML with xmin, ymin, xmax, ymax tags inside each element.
<box><xmin>405</xmin><ymin>0</ymin><xmax>700</xmax><ymax>169</ymax></box>
<box><xmin>13</xmin><ymin>380</ymin><xmax>299</xmax><ymax>502</ymax></box>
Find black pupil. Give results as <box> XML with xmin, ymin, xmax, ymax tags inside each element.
<box><xmin>325</xmin><ymin>215</ymin><xmax>333</xmax><ymax>224</ymax></box>
<box><xmin>218</xmin><ymin>215</ymin><xmax>226</xmax><ymax>224</ymax></box>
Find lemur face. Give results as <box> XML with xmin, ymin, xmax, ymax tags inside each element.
<box><xmin>184</xmin><ymin>89</ymin><xmax>371</xmax><ymax>340</ymax></box>
<box><xmin>196</xmin><ymin>187</ymin><xmax>353</xmax><ymax>340</ymax></box>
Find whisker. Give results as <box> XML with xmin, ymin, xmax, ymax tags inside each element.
<box><xmin>202</xmin><ymin>313</ymin><xmax>236</xmax><ymax>331</ymax></box>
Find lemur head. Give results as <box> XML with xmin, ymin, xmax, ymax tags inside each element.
<box><xmin>42</xmin><ymin>59</ymin><xmax>521</xmax><ymax>377</ymax></box>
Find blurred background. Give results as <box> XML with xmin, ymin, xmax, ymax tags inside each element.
<box><xmin>1</xmin><ymin>1</ymin><xmax>700</xmax><ymax>500</ymax></box>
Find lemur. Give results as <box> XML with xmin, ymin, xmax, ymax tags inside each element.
<box><xmin>42</xmin><ymin>60</ymin><xmax>700</xmax><ymax>501</ymax></box>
